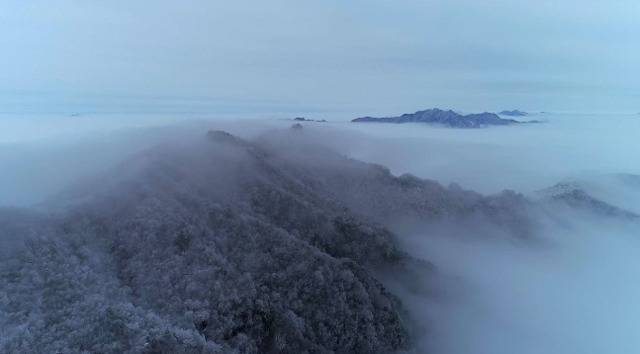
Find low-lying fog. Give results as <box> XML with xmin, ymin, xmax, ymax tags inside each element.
<box><xmin>1</xmin><ymin>112</ymin><xmax>639</xmax><ymax>353</ymax></box>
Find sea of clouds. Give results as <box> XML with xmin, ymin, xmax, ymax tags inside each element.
<box><xmin>1</xmin><ymin>112</ymin><xmax>639</xmax><ymax>353</ymax></box>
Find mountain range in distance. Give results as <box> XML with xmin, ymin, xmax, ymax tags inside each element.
<box><xmin>352</xmin><ymin>108</ymin><xmax>541</xmax><ymax>128</ymax></box>
<box><xmin>499</xmin><ymin>109</ymin><xmax>529</xmax><ymax>116</ymax></box>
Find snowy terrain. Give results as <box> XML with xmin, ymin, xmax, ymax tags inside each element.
<box><xmin>0</xmin><ymin>113</ymin><xmax>639</xmax><ymax>353</ymax></box>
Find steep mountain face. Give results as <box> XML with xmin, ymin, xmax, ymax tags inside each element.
<box><xmin>0</xmin><ymin>128</ymin><xmax>541</xmax><ymax>353</ymax></box>
<box><xmin>352</xmin><ymin>108</ymin><xmax>519</xmax><ymax>128</ymax></box>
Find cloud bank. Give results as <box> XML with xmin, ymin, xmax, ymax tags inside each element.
<box><xmin>0</xmin><ymin>114</ymin><xmax>639</xmax><ymax>353</ymax></box>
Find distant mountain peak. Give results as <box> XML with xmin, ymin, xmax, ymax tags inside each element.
<box><xmin>352</xmin><ymin>108</ymin><xmax>522</xmax><ymax>128</ymax></box>
<box><xmin>499</xmin><ymin>109</ymin><xmax>528</xmax><ymax>116</ymax></box>
<box><xmin>537</xmin><ymin>182</ymin><xmax>639</xmax><ymax>219</ymax></box>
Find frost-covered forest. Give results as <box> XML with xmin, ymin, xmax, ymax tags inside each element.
<box><xmin>2</xmin><ymin>125</ymin><xmax>636</xmax><ymax>353</ymax></box>
<box><xmin>2</xmin><ymin>1</ymin><xmax>639</xmax><ymax>352</ymax></box>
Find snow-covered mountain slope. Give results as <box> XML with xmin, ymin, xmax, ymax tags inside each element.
<box><xmin>1</xmin><ymin>126</ymin><xmax>635</xmax><ymax>354</ymax></box>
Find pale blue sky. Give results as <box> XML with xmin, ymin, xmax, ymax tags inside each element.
<box><xmin>0</xmin><ymin>0</ymin><xmax>638</xmax><ymax>115</ymax></box>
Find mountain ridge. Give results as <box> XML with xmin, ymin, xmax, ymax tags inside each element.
<box><xmin>352</xmin><ymin>108</ymin><xmax>532</xmax><ymax>128</ymax></box>
<box><xmin>1</xmin><ymin>127</ymin><xmax>635</xmax><ymax>353</ymax></box>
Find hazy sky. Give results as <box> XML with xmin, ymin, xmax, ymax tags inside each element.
<box><xmin>1</xmin><ymin>0</ymin><xmax>639</xmax><ymax>115</ymax></box>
